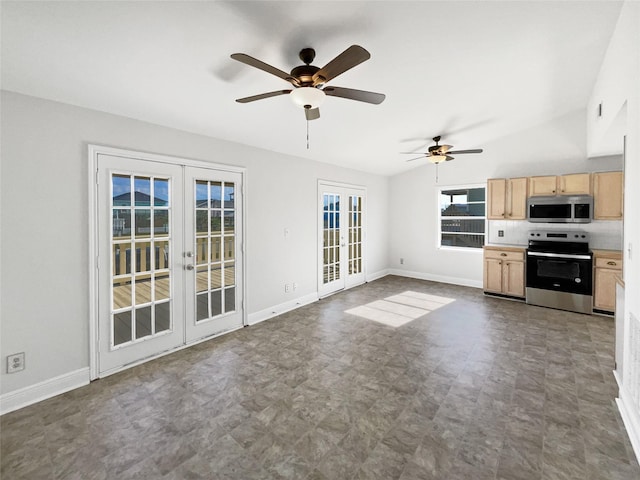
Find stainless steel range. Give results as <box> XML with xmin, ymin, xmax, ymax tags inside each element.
<box><xmin>526</xmin><ymin>230</ymin><xmax>593</xmax><ymax>314</ymax></box>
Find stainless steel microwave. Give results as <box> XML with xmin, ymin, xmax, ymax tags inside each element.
<box><xmin>527</xmin><ymin>195</ymin><xmax>593</xmax><ymax>223</ymax></box>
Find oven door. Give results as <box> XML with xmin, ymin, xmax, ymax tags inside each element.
<box><xmin>526</xmin><ymin>251</ymin><xmax>592</xmax><ymax>295</ymax></box>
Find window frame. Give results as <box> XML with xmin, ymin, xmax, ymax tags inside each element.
<box><xmin>437</xmin><ymin>183</ymin><xmax>487</xmax><ymax>252</ymax></box>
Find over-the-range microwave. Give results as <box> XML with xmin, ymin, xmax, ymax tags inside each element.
<box><xmin>527</xmin><ymin>195</ymin><xmax>593</xmax><ymax>223</ymax></box>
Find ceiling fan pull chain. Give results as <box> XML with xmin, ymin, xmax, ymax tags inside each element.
<box><xmin>306</xmin><ymin>118</ymin><xmax>310</xmax><ymax>150</ymax></box>
<box><xmin>436</xmin><ymin>163</ymin><xmax>439</xmax><ymax>183</ymax></box>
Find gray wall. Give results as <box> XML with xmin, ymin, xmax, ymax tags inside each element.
<box><xmin>0</xmin><ymin>91</ymin><xmax>389</xmax><ymax>395</ymax></box>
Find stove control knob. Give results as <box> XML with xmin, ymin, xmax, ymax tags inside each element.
<box><xmin>575</xmin><ymin>278</ymin><xmax>581</xmax><ymax>283</ymax></box>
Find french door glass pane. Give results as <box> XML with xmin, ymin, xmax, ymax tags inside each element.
<box><xmin>110</xmin><ymin>173</ymin><xmax>172</xmax><ymax>348</ymax></box>
<box><xmin>323</xmin><ymin>193</ymin><xmax>341</xmax><ymax>284</ymax></box>
<box><xmin>348</xmin><ymin>195</ymin><xmax>362</xmax><ymax>275</ymax></box>
<box><xmin>193</xmin><ymin>180</ymin><xmax>236</xmax><ymax>321</ymax></box>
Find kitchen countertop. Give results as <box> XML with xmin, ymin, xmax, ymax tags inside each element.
<box><xmin>592</xmin><ymin>249</ymin><xmax>623</xmax><ymax>257</ymax></box>
<box><xmin>484</xmin><ymin>244</ymin><xmax>526</xmax><ymax>251</ymax></box>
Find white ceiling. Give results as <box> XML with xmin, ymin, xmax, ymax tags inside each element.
<box><xmin>1</xmin><ymin>1</ymin><xmax>623</xmax><ymax>176</ymax></box>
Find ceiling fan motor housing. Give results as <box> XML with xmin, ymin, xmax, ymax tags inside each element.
<box><xmin>291</xmin><ymin>64</ymin><xmax>320</xmax><ymax>86</ymax></box>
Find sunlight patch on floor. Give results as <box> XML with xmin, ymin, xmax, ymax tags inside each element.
<box><xmin>345</xmin><ymin>290</ymin><xmax>455</xmax><ymax>327</ymax></box>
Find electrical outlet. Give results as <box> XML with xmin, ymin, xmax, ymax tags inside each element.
<box><xmin>285</xmin><ymin>284</ymin><xmax>290</xmax><ymax>293</ymax></box>
<box><xmin>293</xmin><ymin>282</ymin><xmax>298</xmax><ymax>291</ymax></box>
<box><xmin>400</xmin><ymin>258</ymin><xmax>404</xmax><ymax>265</ymax></box>
<box><xmin>7</xmin><ymin>353</ymin><xmax>25</xmax><ymax>374</ymax></box>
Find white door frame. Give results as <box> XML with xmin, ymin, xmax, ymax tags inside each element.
<box><xmin>317</xmin><ymin>180</ymin><xmax>367</xmax><ymax>298</ymax></box>
<box><xmin>88</xmin><ymin>145</ymin><xmax>247</xmax><ymax>380</ymax></box>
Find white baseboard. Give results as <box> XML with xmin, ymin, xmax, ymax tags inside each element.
<box><xmin>388</xmin><ymin>268</ymin><xmax>483</xmax><ymax>289</ymax></box>
<box><xmin>616</xmin><ymin>385</ymin><xmax>640</xmax><ymax>464</ymax></box>
<box><xmin>366</xmin><ymin>269</ymin><xmax>389</xmax><ymax>282</ymax></box>
<box><xmin>0</xmin><ymin>367</ymin><xmax>90</xmax><ymax>416</ymax></box>
<box><xmin>247</xmin><ymin>292</ymin><xmax>319</xmax><ymax>326</ymax></box>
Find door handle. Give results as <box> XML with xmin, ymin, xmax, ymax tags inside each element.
<box><xmin>185</xmin><ymin>264</ymin><xmax>194</xmax><ymax>271</ymax></box>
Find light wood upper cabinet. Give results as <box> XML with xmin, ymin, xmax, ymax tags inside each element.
<box><xmin>593</xmin><ymin>171</ymin><xmax>624</xmax><ymax>220</ymax></box>
<box><xmin>487</xmin><ymin>178</ymin><xmax>506</xmax><ymax>219</ymax></box>
<box><xmin>528</xmin><ymin>176</ymin><xmax>558</xmax><ymax>196</ymax></box>
<box><xmin>487</xmin><ymin>177</ymin><xmax>527</xmax><ymax>220</ymax></box>
<box><xmin>558</xmin><ymin>173</ymin><xmax>591</xmax><ymax>195</ymax></box>
<box><xmin>529</xmin><ymin>173</ymin><xmax>592</xmax><ymax>196</ymax></box>
<box><xmin>507</xmin><ymin>178</ymin><xmax>528</xmax><ymax>219</ymax></box>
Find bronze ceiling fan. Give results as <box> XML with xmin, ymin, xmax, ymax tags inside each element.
<box><xmin>231</xmin><ymin>45</ymin><xmax>385</xmax><ymax>121</ymax></box>
<box><xmin>402</xmin><ymin>136</ymin><xmax>484</xmax><ymax>164</ymax></box>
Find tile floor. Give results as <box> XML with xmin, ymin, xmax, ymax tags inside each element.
<box><xmin>2</xmin><ymin>276</ymin><xmax>639</xmax><ymax>479</ymax></box>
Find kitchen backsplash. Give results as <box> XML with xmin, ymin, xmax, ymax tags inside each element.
<box><xmin>488</xmin><ymin>220</ymin><xmax>623</xmax><ymax>250</ymax></box>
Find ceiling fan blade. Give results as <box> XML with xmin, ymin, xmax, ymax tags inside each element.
<box><xmin>312</xmin><ymin>45</ymin><xmax>370</xmax><ymax>85</ymax></box>
<box><xmin>323</xmin><ymin>86</ymin><xmax>385</xmax><ymax>104</ymax></box>
<box><xmin>406</xmin><ymin>156</ymin><xmax>426</xmax><ymax>162</ymax></box>
<box><xmin>446</xmin><ymin>149</ymin><xmax>483</xmax><ymax>155</ymax></box>
<box><xmin>445</xmin><ymin>155</ymin><xmax>455</xmax><ymax>161</ymax></box>
<box><xmin>231</xmin><ymin>53</ymin><xmax>298</xmax><ymax>85</ymax></box>
<box><xmin>235</xmin><ymin>90</ymin><xmax>292</xmax><ymax>103</ymax></box>
<box><xmin>439</xmin><ymin>145</ymin><xmax>453</xmax><ymax>153</ymax></box>
<box><xmin>305</xmin><ymin>107</ymin><xmax>320</xmax><ymax>121</ymax></box>
<box><xmin>400</xmin><ymin>151</ymin><xmax>428</xmax><ymax>155</ymax></box>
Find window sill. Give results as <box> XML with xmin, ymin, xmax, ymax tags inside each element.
<box><xmin>438</xmin><ymin>246</ymin><xmax>484</xmax><ymax>253</ymax></box>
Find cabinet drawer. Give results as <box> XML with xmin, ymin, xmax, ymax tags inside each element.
<box><xmin>484</xmin><ymin>249</ymin><xmax>524</xmax><ymax>262</ymax></box>
<box><xmin>595</xmin><ymin>257</ymin><xmax>622</xmax><ymax>269</ymax></box>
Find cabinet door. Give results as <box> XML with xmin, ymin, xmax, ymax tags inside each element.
<box><xmin>484</xmin><ymin>258</ymin><xmax>503</xmax><ymax>293</ymax></box>
<box><xmin>487</xmin><ymin>179</ymin><xmax>506</xmax><ymax>219</ymax></box>
<box><xmin>507</xmin><ymin>178</ymin><xmax>528</xmax><ymax>219</ymax></box>
<box><xmin>593</xmin><ymin>171</ymin><xmax>623</xmax><ymax>220</ymax></box>
<box><xmin>503</xmin><ymin>261</ymin><xmax>525</xmax><ymax>297</ymax></box>
<box><xmin>594</xmin><ymin>268</ymin><xmax>618</xmax><ymax>311</ymax></box>
<box><xmin>528</xmin><ymin>176</ymin><xmax>558</xmax><ymax>196</ymax></box>
<box><xmin>559</xmin><ymin>173</ymin><xmax>591</xmax><ymax>195</ymax></box>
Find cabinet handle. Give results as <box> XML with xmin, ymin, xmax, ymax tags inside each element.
<box><xmin>500</xmin><ymin>253</ymin><xmax>507</xmax><ymax>257</ymax></box>
<box><xmin>607</xmin><ymin>261</ymin><xmax>617</xmax><ymax>266</ymax></box>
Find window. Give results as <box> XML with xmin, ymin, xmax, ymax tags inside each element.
<box><xmin>438</xmin><ymin>186</ymin><xmax>486</xmax><ymax>249</ymax></box>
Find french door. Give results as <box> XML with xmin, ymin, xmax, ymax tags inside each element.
<box><xmin>318</xmin><ymin>181</ymin><xmax>366</xmax><ymax>298</ymax></box>
<box><xmin>94</xmin><ymin>151</ymin><xmax>244</xmax><ymax>376</ymax></box>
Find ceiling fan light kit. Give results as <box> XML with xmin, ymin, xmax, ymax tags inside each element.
<box><xmin>290</xmin><ymin>87</ymin><xmax>326</xmax><ymax>109</ymax></box>
<box><xmin>429</xmin><ymin>155</ymin><xmax>447</xmax><ymax>164</ymax></box>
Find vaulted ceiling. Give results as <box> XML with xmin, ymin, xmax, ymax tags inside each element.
<box><xmin>1</xmin><ymin>1</ymin><xmax>623</xmax><ymax>175</ymax></box>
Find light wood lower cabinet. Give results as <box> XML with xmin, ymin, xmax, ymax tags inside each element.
<box><xmin>593</xmin><ymin>250</ymin><xmax>623</xmax><ymax>312</ymax></box>
<box><xmin>483</xmin><ymin>247</ymin><xmax>525</xmax><ymax>298</ymax></box>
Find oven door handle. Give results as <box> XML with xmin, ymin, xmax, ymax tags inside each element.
<box><xmin>526</xmin><ymin>251</ymin><xmax>592</xmax><ymax>260</ymax></box>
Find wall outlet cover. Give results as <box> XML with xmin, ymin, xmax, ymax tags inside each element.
<box><xmin>7</xmin><ymin>352</ymin><xmax>25</xmax><ymax>373</ymax></box>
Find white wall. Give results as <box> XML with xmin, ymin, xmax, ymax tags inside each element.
<box><xmin>589</xmin><ymin>0</ymin><xmax>640</xmax><ymax>461</ymax></box>
<box><xmin>388</xmin><ymin>108</ymin><xmax>622</xmax><ymax>287</ymax></box>
<box><xmin>0</xmin><ymin>91</ymin><xmax>389</xmax><ymax>399</ymax></box>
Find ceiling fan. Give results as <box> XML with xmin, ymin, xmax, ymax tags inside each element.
<box><xmin>402</xmin><ymin>136</ymin><xmax>484</xmax><ymax>164</ymax></box>
<box><xmin>230</xmin><ymin>45</ymin><xmax>385</xmax><ymax>121</ymax></box>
